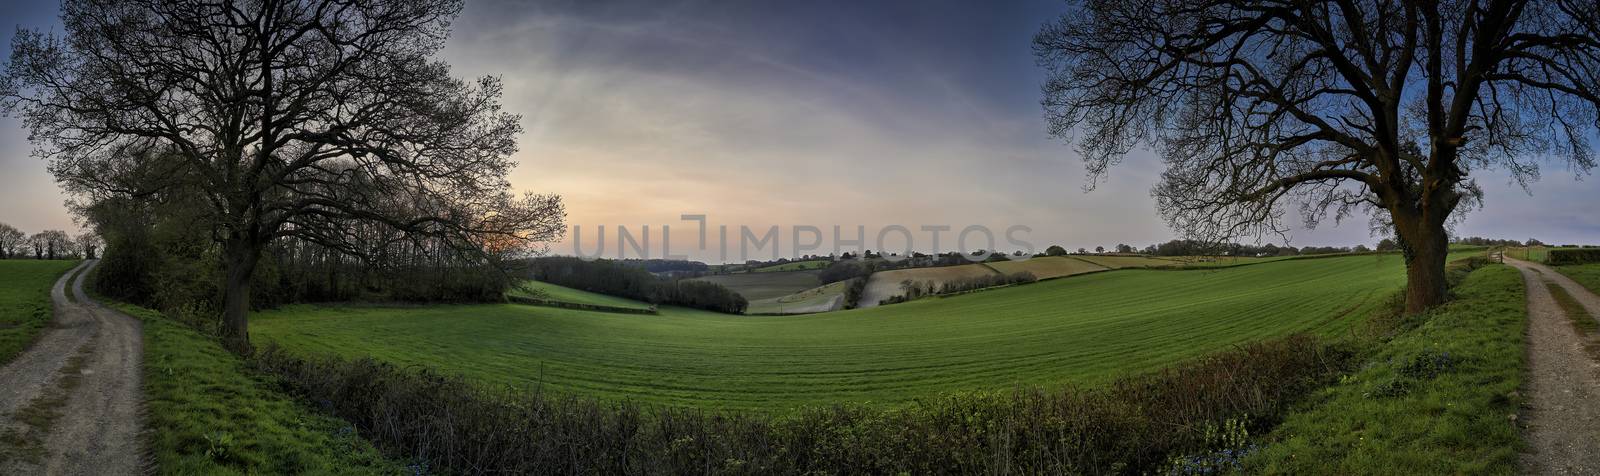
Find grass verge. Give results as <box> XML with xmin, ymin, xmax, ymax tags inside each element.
<box><xmin>0</xmin><ymin>260</ymin><xmax>80</xmax><ymax>366</ymax></box>
<box><xmin>1546</xmin><ymin>281</ymin><xmax>1600</xmax><ymax>360</ymax></box>
<box><xmin>1243</xmin><ymin>264</ymin><xmax>1526</xmax><ymax>474</ymax></box>
<box><xmin>1553</xmin><ymin>263</ymin><xmax>1600</xmax><ymax>296</ymax></box>
<box><xmin>106</xmin><ymin>301</ymin><xmax>405</xmax><ymax>474</ymax></box>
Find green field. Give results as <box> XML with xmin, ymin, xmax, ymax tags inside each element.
<box><xmin>752</xmin><ymin>260</ymin><xmax>831</xmax><ymax>273</ymax></box>
<box><xmin>746</xmin><ymin>280</ymin><xmax>849</xmax><ymax>314</ymax></box>
<box><xmin>254</xmin><ymin>254</ymin><xmax>1415</xmax><ymax>411</ymax></box>
<box><xmin>508</xmin><ymin>280</ymin><xmax>652</xmax><ymax>310</ymax></box>
<box><xmin>1554</xmin><ymin>263</ymin><xmax>1600</xmax><ymax>296</ymax></box>
<box><xmin>0</xmin><ymin>260</ymin><xmax>80</xmax><ymax>365</ymax></box>
<box><xmin>688</xmin><ymin>270</ymin><xmax>820</xmax><ymax>301</ymax></box>
<box><xmin>1072</xmin><ymin>254</ymin><xmax>1180</xmax><ymax>268</ymax></box>
<box><xmin>856</xmin><ymin>264</ymin><xmax>1003</xmax><ymax>307</ymax></box>
<box><xmin>1505</xmin><ymin>246</ymin><xmax>1550</xmax><ymax>262</ymax></box>
<box><xmin>985</xmin><ymin>256</ymin><xmax>1107</xmax><ymax>278</ymax></box>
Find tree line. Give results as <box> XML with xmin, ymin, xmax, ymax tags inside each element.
<box><xmin>0</xmin><ymin>223</ymin><xmax>99</xmax><ymax>260</ymax></box>
<box><xmin>524</xmin><ymin>257</ymin><xmax>748</xmax><ymax>314</ymax></box>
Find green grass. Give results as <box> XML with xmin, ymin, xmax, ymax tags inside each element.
<box><xmin>746</xmin><ymin>280</ymin><xmax>848</xmax><ymax>314</ymax></box>
<box><xmin>109</xmin><ymin>301</ymin><xmax>404</xmax><ymax>474</ymax></box>
<box><xmin>508</xmin><ymin>280</ymin><xmax>652</xmax><ymax>310</ymax></box>
<box><xmin>752</xmin><ymin>260</ymin><xmax>831</xmax><ymax>273</ymax></box>
<box><xmin>1244</xmin><ymin>264</ymin><xmax>1525</xmax><ymax>474</ymax></box>
<box><xmin>985</xmin><ymin>256</ymin><xmax>1107</xmax><ymax>279</ymax></box>
<box><xmin>256</xmin><ymin>254</ymin><xmax>1417</xmax><ymax>411</ymax></box>
<box><xmin>0</xmin><ymin>260</ymin><xmax>80</xmax><ymax>365</ymax></box>
<box><xmin>1166</xmin><ymin>255</ymin><xmax>1292</xmax><ymax>268</ymax></box>
<box><xmin>1554</xmin><ymin>263</ymin><xmax>1600</xmax><ymax>296</ymax></box>
<box><xmin>688</xmin><ymin>270</ymin><xmax>821</xmax><ymax>301</ymax></box>
<box><xmin>1519</xmin><ymin>246</ymin><xmax>1548</xmax><ymax>262</ymax></box>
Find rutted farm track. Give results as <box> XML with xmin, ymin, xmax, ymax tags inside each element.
<box><xmin>0</xmin><ymin>260</ymin><xmax>144</xmax><ymax>475</ymax></box>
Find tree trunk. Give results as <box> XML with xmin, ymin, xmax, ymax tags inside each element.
<box><xmin>1399</xmin><ymin>218</ymin><xmax>1450</xmax><ymax>314</ymax></box>
<box><xmin>221</xmin><ymin>239</ymin><xmax>261</xmax><ymax>354</ymax></box>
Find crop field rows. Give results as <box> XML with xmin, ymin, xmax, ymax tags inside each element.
<box><xmin>256</xmin><ymin>254</ymin><xmax>1414</xmax><ymax>411</ymax></box>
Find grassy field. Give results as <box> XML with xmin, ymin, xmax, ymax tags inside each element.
<box><xmin>0</xmin><ymin>260</ymin><xmax>80</xmax><ymax>365</ymax></box>
<box><xmin>1246</xmin><ymin>264</ymin><xmax>1525</xmax><ymax>474</ymax></box>
<box><xmin>508</xmin><ymin>280</ymin><xmax>652</xmax><ymax>310</ymax></box>
<box><xmin>106</xmin><ymin>301</ymin><xmax>402</xmax><ymax>474</ymax></box>
<box><xmin>1165</xmin><ymin>255</ymin><xmax>1289</xmax><ymax>267</ymax></box>
<box><xmin>1072</xmin><ymin>255</ymin><xmax>1181</xmax><ymax>268</ymax></box>
<box><xmin>255</xmin><ymin>254</ymin><xmax>1417</xmax><ymax>411</ymax></box>
<box><xmin>985</xmin><ymin>256</ymin><xmax>1107</xmax><ymax>279</ymax></box>
<box><xmin>688</xmin><ymin>270</ymin><xmax>820</xmax><ymax>301</ymax></box>
<box><xmin>746</xmin><ymin>280</ymin><xmax>848</xmax><ymax>314</ymax></box>
<box><xmin>1554</xmin><ymin>263</ymin><xmax>1600</xmax><ymax>296</ymax></box>
<box><xmin>752</xmin><ymin>260</ymin><xmax>831</xmax><ymax>273</ymax></box>
<box><xmin>1506</xmin><ymin>246</ymin><xmax>1550</xmax><ymax>262</ymax></box>
<box><xmin>856</xmin><ymin>264</ymin><xmax>1002</xmax><ymax>307</ymax></box>
<box><xmin>859</xmin><ymin>254</ymin><xmax>1268</xmax><ymax>307</ymax></box>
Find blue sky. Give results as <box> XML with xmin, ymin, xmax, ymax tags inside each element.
<box><xmin>3</xmin><ymin>0</ymin><xmax>1596</xmax><ymax>260</ymax></box>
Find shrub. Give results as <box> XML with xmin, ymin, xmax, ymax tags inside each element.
<box><xmin>818</xmin><ymin>261</ymin><xmax>870</xmax><ymax>284</ymax></box>
<box><xmin>1548</xmin><ymin>248</ymin><xmax>1600</xmax><ymax>265</ymax></box>
<box><xmin>250</xmin><ymin>334</ymin><xmax>1349</xmax><ymax>475</ymax></box>
<box><xmin>937</xmin><ymin>271</ymin><xmax>1037</xmax><ymax>295</ymax></box>
<box><xmin>841</xmin><ymin>277</ymin><xmax>868</xmax><ymax>309</ymax></box>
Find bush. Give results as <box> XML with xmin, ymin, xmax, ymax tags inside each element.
<box><xmin>250</xmin><ymin>334</ymin><xmax>1348</xmax><ymax>475</ymax></box>
<box><xmin>938</xmin><ymin>271</ymin><xmax>1037</xmax><ymax>295</ymax></box>
<box><xmin>818</xmin><ymin>261</ymin><xmax>870</xmax><ymax>284</ymax></box>
<box><xmin>841</xmin><ymin>277</ymin><xmax>868</xmax><ymax>309</ymax></box>
<box><xmin>1548</xmin><ymin>248</ymin><xmax>1600</xmax><ymax>265</ymax></box>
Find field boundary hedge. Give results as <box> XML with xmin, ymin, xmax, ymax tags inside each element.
<box><xmin>1549</xmin><ymin>248</ymin><xmax>1600</xmax><ymax>265</ymax></box>
<box><xmin>506</xmin><ymin>295</ymin><xmax>658</xmax><ymax>315</ymax></box>
<box><xmin>251</xmin><ymin>333</ymin><xmax>1351</xmax><ymax>475</ymax></box>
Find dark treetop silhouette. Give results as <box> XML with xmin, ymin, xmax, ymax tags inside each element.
<box><xmin>2</xmin><ymin>0</ymin><xmax>563</xmax><ymax>351</ymax></box>
<box><xmin>1036</xmin><ymin>0</ymin><xmax>1599</xmax><ymax>312</ymax></box>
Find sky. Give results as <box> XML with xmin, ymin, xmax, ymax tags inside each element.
<box><xmin>3</xmin><ymin>0</ymin><xmax>1597</xmax><ymax>262</ymax></box>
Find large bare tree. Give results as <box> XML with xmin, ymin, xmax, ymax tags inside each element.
<box><xmin>2</xmin><ymin>0</ymin><xmax>563</xmax><ymax>350</ymax></box>
<box><xmin>1036</xmin><ymin>0</ymin><xmax>1600</xmax><ymax>312</ymax></box>
<box><xmin>0</xmin><ymin>223</ymin><xmax>23</xmax><ymax>259</ymax></box>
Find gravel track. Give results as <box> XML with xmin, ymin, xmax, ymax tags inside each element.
<box><xmin>0</xmin><ymin>260</ymin><xmax>144</xmax><ymax>475</ymax></box>
<box><xmin>1508</xmin><ymin>257</ymin><xmax>1600</xmax><ymax>475</ymax></box>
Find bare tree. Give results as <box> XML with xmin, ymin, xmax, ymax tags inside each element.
<box><xmin>1036</xmin><ymin>0</ymin><xmax>1600</xmax><ymax>312</ymax></box>
<box><xmin>35</xmin><ymin>230</ymin><xmax>73</xmax><ymax>260</ymax></box>
<box><xmin>0</xmin><ymin>223</ymin><xmax>23</xmax><ymax>259</ymax></box>
<box><xmin>76</xmin><ymin>231</ymin><xmax>102</xmax><ymax>260</ymax></box>
<box><xmin>27</xmin><ymin>232</ymin><xmax>45</xmax><ymax>260</ymax></box>
<box><xmin>3</xmin><ymin>0</ymin><xmax>563</xmax><ymax>350</ymax></box>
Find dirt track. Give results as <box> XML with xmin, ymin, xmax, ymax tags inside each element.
<box><xmin>0</xmin><ymin>260</ymin><xmax>144</xmax><ymax>475</ymax></box>
<box><xmin>1508</xmin><ymin>257</ymin><xmax>1600</xmax><ymax>475</ymax></box>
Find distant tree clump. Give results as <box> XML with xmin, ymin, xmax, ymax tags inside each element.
<box><xmin>35</xmin><ymin>230</ymin><xmax>71</xmax><ymax>260</ymax></box>
<box><xmin>526</xmin><ymin>257</ymin><xmax>746</xmax><ymax>314</ymax></box>
<box><xmin>0</xmin><ymin>223</ymin><xmax>23</xmax><ymax>259</ymax></box>
<box><xmin>819</xmin><ymin>261</ymin><xmax>872</xmax><ymax>285</ymax></box>
<box><xmin>1044</xmin><ymin>245</ymin><xmax>1068</xmax><ymax>256</ymax></box>
<box><xmin>841</xmin><ymin>277</ymin><xmax>869</xmax><ymax>309</ymax></box>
